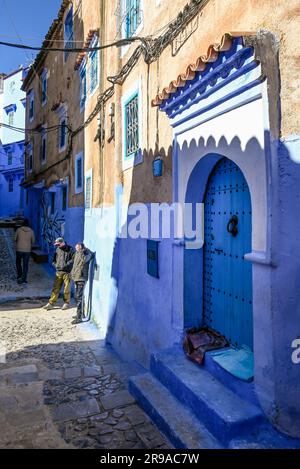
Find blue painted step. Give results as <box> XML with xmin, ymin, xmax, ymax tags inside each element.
<box><xmin>150</xmin><ymin>347</ymin><xmax>264</xmax><ymax>445</ymax></box>
<box><xmin>129</xmin><ymin>373</ymin><xmax>223</xmax><ymax>449</ymax></box>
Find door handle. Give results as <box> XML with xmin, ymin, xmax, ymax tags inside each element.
<box><xmin>227</xmin><ymin>215</ymin><xmax>238</xmax><ymax>237</ymax></box>
<box><xmin>215</xmin><ymin>248</ymin><xmax>223</xmax><ymax>253</ymax></box>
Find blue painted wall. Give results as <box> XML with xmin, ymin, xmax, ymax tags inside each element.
<box><xmin>0</xmin><ymin>68</ymin><xmax>26</xmax><ymax>217</ymax></box>
<box><xmin>24</xmin><ymin>184</ymin><xmax>84</xmax><ymax>257</ymax></box>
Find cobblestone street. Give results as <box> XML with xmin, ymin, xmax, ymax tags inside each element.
<box><xmin>0</xmin><ymin>300</ymin><xmax>171</xmax><ymax>449</ymax></box>
<box><xmin>0</xmin><ymin>229</ymin><xmax>171</xmax><ymax>450</ymax></box>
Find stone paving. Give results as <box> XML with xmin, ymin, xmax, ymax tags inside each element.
<box><xmin>0</xmin><ymin>300</ymin><xmax>172</xmax><ymax>449</ymax></box>
<box><xmin>0</xmin><ymin>228</ymin><xmax>53</xmax><ymax>303</ymax></box>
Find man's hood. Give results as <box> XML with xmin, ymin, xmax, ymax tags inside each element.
<box><xmin>20</xmin><ymin>227</ymin><xmax>31</xmax><ymax>232</ymax></box>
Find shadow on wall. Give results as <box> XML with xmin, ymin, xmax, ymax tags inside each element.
<box><xmin>104</xmin><ymin>129</ymin><xmax>300</xmax><ymax>438</ymax></box>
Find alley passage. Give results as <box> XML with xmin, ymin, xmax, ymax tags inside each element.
<box><xmin>0</xmin><ymin>228</ymin><xmax>53</xmax><ymax>301</ymax></box>
<box><xmin>0</xmin><ymin>228</ymin><xmax>170</xmax><ymax>449</ymax></box>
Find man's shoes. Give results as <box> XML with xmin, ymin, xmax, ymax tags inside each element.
<box><xmin>72</xmin><ymin>318</ymin><xmax>83</xmax><ymax>325</ymax></box>
<box><xmin>43</xmin><ymin>303</ymin><xmax>54</xmax><ymax>310</ymax></box>
<box><xmin>22</xmin><ymin>280</ymin><xmax>28</xmax><ymax>285</ymax></box>
<box><xmin>17</xmin><ymin>279</ymin><xmax>23</xmax><ymax>285</ymax></box>
<box><xmin>62</xmin><ymin>303</ymin><xmax>70</xmax><ymax>310</ymax></box>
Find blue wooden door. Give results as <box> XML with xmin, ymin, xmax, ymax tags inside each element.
<box><xmin>203</xmin><ymin>158</ymin><xmax>253</xmax><ymax>349</ymax></box>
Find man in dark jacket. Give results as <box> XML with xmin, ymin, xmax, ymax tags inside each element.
<box><xmin>71</xmin><ymin>243</ymin><xmax>93</xmax><ymax>324</ymax></box>
<box><xmin>43</xmin><ymin>237</ymin><xmax>74</xmax><ymax>311</ymax></box>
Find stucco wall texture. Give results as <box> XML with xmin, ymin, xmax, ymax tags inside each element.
<box><xmin>94</xmin><ymin>0</ymin><xmax>299</xmax><ymax>209</ymax></box>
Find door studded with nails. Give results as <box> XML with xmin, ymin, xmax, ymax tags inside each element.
<box><xmin>203</xmin><ymin>157</ymin><xmax>253</xmax><ymax>349</ymax></box>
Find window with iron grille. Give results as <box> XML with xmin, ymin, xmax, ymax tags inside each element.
<box><xmin>64</xmin><ymin>7</ymin><xmax>74</xmax><ymax>61</ymax></box>
<box><xmin>8</xmin><ymin>178</ymin><xmax>13</xmax><ymax>193</ymax></box>
<box><xmin>79</xmin><ymin>65</ymin><xmax>86</xmax><ymax>111</ymax></box>
<box><xmin>126</xmin><ymin>0</ymin><xmax>141</xmax><ymax>38</ymax></box>
<box><xmin>125</xmin><ymin>94</ymin><xmax>139</xmax><ymax>159</ymax></box>
<box><xmin>85</xmin><ymin>175</ymin><xmax>92</xmax><ymax>210</ymax></box>
<box><xmin>7</xmin><ymin>151</ymin><xmax>13</xmax><ymax>165</ymax></box>
<box><xmin>90</xmin><ymin>50</ymin><xmax>99</xmax><ymax>94</ymax></box>
<box><xmin>58</xmin><ymin>117</ymin><xmax>67</xmax><ymax>151</ymax></box>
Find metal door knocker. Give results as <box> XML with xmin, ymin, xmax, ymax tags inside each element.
<box><xmin>227</xmin><ymin>215</ymin><xmax>238</xmax><ymax>237</ymax></box>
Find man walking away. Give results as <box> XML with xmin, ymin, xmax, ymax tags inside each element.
<box><xmin>71</xmin><ymin>243</ymin><xmax>93</xmax><ymax>324</ymax></box>
<box><xmin>15</xmin><ymin>219</ymin><xmax>35</xmax><ymax>284</ymax></box>
<box><xmin>43</xmin><ymin>238</ymin><xmax>74</xmax><ymax>311</ymax></box>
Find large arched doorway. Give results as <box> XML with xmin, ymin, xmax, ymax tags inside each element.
<box><xmin>203</xmin><ymin>157</ymin><xmax>253</xmax><ymax>349</ymax></box>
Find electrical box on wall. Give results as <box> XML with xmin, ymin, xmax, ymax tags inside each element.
<box><xmin>147</xmin><ymin>239</ymin><xmax>159</xmax><ymax>278</ymax></box>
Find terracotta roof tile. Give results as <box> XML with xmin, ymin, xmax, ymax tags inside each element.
<box><xmin>74</xmin><ymin>29</ymin><xmax>99</xmax><ymax>70</ymax></box>
<box><xmin>151</xmin><ymin>32</ymin><xmax>256</xmax><ymax>107</ymax></box>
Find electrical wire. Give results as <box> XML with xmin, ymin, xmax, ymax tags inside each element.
<box><xmin>0</xmin><ymin>36</ymin><xmax>151</xmax><ymax>52</ymax></box>
<box><xmin>21</xmin><ymin>0</ymin><xmax>209</xmax><ymax>186</ymax></box>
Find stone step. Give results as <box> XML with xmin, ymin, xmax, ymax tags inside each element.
<box><xmin>31</xmin><ymin>249</ymin><xmax>48</xmax><ymax>264</ymax></box>
<box><xmin>129</xmin><ymin>373</ymin><xmax>222</xmax><ymax>449</ymax></box>
<box><xmin>150</xmin><ymin>347</ymin><xmax>264</xmax><ymax>444</ymax></box>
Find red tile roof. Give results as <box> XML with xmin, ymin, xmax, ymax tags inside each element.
<box><xmin>74</xmin><ymin>29</ymin><xmax>99</xmax><ymax>70</ymax></box>
<box><xmin>151</xmin><ymin>32</ymin><xmax>256</xmax><ymax>107</ymax></box>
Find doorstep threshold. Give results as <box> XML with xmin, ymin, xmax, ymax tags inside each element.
<box><xmin>207</xmin><ymin>345</ymin><xmax>254</xmax><ymax>382</ymax></box>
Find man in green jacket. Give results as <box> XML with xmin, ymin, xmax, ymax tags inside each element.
<box><xmin>43</xmin><ymin>237</ymin><xmax>74</xmax><ymax>311</ymax></box>
<box><xmin>71</xmin><ymin>243</ymin><xmax>93</xmax><ymax>324</ymax></box>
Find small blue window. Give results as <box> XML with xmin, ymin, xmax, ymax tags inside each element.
<box><xmin>90</xmin><ymin>50</ymin><xmax>99</xmax><ymax>94</ymax></box>
<box><xmin>59</xmin><ymin>118</ymin><xmax>67</xmax><ymax>150</ymax></box>
<box><xmin>126</xmin><ymin>0</ymin><xmax>141</xmax><ymax>38</ymax></box>
<box><xmin>41</xmin><ymin>72</ymin><xmax>47</xmax><ymax>105</ymax></box>
<box><xmin>80</xmin><ymin>66</ymin><xmax>87</xmax><ymax>110</ymax></box>
<box><xmin>125</xmin><ymin>93</ymin><xmax>139</xmax><ymax>159</ymax></box>
<box><xmin>64</xmin><ymin>7</ymin><xmax>74</xmax><ymax>61</ymax></box>
<box><xmin>76</xmin><ymin>155</ymin><xmax>83</xmax><ymax>191</ymax></box>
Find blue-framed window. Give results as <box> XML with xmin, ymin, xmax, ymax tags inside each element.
<box><xmin>64</xmin><ymin>7</ymin><xmax>74</xmax><ymax>61</ymax></box>
<box><xmin>29</xmin><ymin>90</ymin><xmax>34</xmax><ymax>122</ymax></box>
<box><xmin>41</xmin><ymin>70</ymin><xmax>47</xmax><ymax>105</ymax></box>
<box><xmin>8</xmin><ymin>178</ymin><xmax>13</xmax><ymax>193</ymax></box>
<box><xmin>126</xmin><ymin>0</ymin><xmax>141</xmax><ymax>38</ymax></box>
<box><xmin>7</xmin><ymin>151</ymin><xmax>13</xmax><ymax>165</ymax></box>
<box><xmin>62</xmin><ymin>186</ymin><xmax>67</xmax><ymax>211</ymax></box>
<box><xmin>75</xmin><ymin>153</ymin><xmax>83</xmax><ymax>194</ymax></box>
<box><xmin>90</xmin><ymin>49</ymin><xmax>99</xmax><ymax>94</ymax></box>
<box><xmin>58</xmin><ymin>117</ymin><xmax>67</xmax><ymax>151</ymax></box>
<box><xmin>79</xmin><ymin>65</ymin><xmax>87</xmax><ymax>111</ymax></box>
<box><xmin>125</xmin><ymin>93</ymin><xmax>139</xmax><ymax>159</ymax></box>
<box><xmin>41</xmin><ymin>129</ymin><xmax>47</xmax><ymax>164</ymax></box>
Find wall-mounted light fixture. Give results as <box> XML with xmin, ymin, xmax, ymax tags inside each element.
<box><xmin>153</xmin><ymin>155</ymin><xmax>164</xmax><ymax>177</ymax></box>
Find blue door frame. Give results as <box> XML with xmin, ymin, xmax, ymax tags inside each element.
<box><xmin>203</xmin><ymin>157</ymin><xmax>253</xmax><ymax>349</ymax></box>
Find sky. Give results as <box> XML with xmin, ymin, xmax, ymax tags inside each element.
<box><xmin>0</xmin><ymin>0</ymin><xmax>62</xmax><ymax>74</ymax></box>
